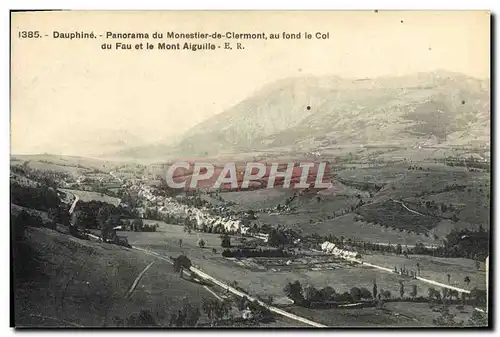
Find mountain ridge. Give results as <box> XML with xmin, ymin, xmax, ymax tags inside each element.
<box><xmin>108</xmin><ymin>71</ymin><xmax>490</xmax><ymax>159</ymax></box>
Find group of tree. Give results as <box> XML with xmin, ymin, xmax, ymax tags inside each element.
<box><xmin>443</xmin><ymin>156</ymin><xmax>490</xmax><ymax>172</ymax></box>
<box><xmin>201</xmin><ymin>299</ymin><xmax>231</xmax><ymax>326</ymax></box>
<box><xmin>119</xmin><ymin>218</ymin><xmax>158</xmax><ymax>232</ymax></box>
<box><xmin>414</xmin><ymin>184</ymin><xmax>467</xmax><ymax>197</ymax></box>
<box><xmin>12</xmin><ymin>210</ymin><xmax>57</xmax><ymax>238</ymax></box>
<box><xmin>336</xmin><ymin>177</ymin><xmax>385</xmax><ymax>192</ymax></box>
<box><xmin>283</xmin><ymin>281</ymin><xmax>375</xmax><ymax>307</ymax></box>
<box><xmin>47</xmin><ymin>206</ymin><xmax>70</xmax><ymax>226</ymax></box>
<box><xmin>11</xmin><ymin>182</ymin><xmax>60</xmax><ymax>213</ymax></box>
<box><xmin>438</xmin><ymin>227</ymin><xmax>489</xmax><ymax>261</ymax></box>
<box><xmin>427</xmin><ymin>286</ymin><xmax>486</xmax><ymax>306</ymax></box>
<box><xmin>11</xmin><ymin>165</ymin><xmax>71</xmax><ymax>188</ymax></box>
<box><xmin>282</xmin><ymin>279</ymin><xmax>487</xmax><ymax>309</ymax></box>
<box><xmin>267</xmin><ymin>227</ymin><xmax>299</xmax><ymax>247</ymax></box>
<box><xmin>222</xmin><ymin>248</ymin><xmax>288</xmax><ymax>258</ymax></box>
<box><xmin>407</xmin><ymin>165</ymin><xmax>430</xmax><ymax>171</ymax></box>
<box><xmin>70</xmin><ymin>201</ymin><xmax>135</xmax><ymax>230</ymax></box>
<box><xmin>220</xmin><ymin>234</ymin><xmax>231</xmax><ymax>248</ymax></box>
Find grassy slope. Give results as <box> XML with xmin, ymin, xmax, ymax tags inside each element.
<box><xmin>13</xmin><ymin>226</ymin><xmax>212</xmax><ymax>327</ymax></box>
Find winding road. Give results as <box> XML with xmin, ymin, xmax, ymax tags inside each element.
<box><xmin>72</xmin><ymin>171</ymin><xmax>473</xmax><ymax>326</ymax></box>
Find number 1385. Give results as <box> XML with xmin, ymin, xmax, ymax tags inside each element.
<box><xmin>18</xmin><ymin>31</ymin><xmax>41</xmax><ymax>38</ymax></box>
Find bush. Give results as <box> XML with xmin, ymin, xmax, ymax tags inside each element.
<box><xmin>360</xmin><ymin>287</ymin><xmax>373</xmax><ymax>300</ymax></box>
<box><xmin>174</xmin><ymin>255</ymin><xmax>192</xmax><ymax>272</ymax></box>
<box><xmin>221</xmin><ymin>234</ymin><xmax>231</xmax><ymax>248</ymax></box>
<box><xmin>350</xmin><ymin>287</ymin><xmax>362</xmax><ymax>302</ymax></box>
<box><xmin>10</xmin><ymin>182</ymin><xmax>60</xmax><ymax>212</ymax></box>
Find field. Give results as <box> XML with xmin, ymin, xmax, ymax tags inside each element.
<box><xmin>356</xmin><ymin>200</ymin><xmax>442</xmax><ymax>234</ymax></box>
<box><xmin>287</xmin><ymin>301</ymin><xmax>477</xmax><ymax>327</ymax></box>
<box><xmin>214</xmin><ymin>160</ymin><xmax>490</xmax><ymax>244</ymax></box>
<box><xmin>59</xmin><ymin>189</ymin><xmax>121</xmax><ymax>206</ymax></box>
<box><xmin>113</xmin><ymin>222</ymin><xmax>484</xmax><ymax>327</ymax></box>
<box><xmin>10</xmin><ymin>148</ymin><xmax>490</xmax><ymax>328</ymax></box>
<box><xmin>287</xmin><ymin>305</ymin><xmax>425</xmax><ymax>327</ymax></box>
<box><xmin>360</xmin><ymin>253</ymin><xmax>486</xmax><ymax>290</ymax></box>
<box><xmin>220</xmin><ymin>188</ymin><xmax>296</xmax><ymax>211</ymax></box>
<box><xmin>259</xmin><ymin>213</ymin><xmax>439</xmax><ymax>246</ymax></box>
<box><xmin>117</xmin><ymin>222</ymin><xmax>451</xmax><ymax>303</ymax></box>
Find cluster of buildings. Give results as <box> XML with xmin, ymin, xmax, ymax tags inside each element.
<box><xmin>132</xmin><ymin>184</ymin><xmax>247</xmax><ymax>234</ymax></box>
<box><xmin>321</xmin><ymin>241</ymin><xmax>360</xmax><ymax>259</ymax></box>
<box><xmin>189</xmin><ymin>207</ymin><xmax>243</xmax><ymax>233</ymax></box>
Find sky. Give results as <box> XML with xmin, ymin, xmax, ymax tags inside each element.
<box><xmin>11</xmin><ymin>10</ymin><xmax>490</xmax><ymax>155</ymax></box>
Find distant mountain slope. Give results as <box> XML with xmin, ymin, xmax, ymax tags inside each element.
<box><xmin>114</xmin><ymin>71</ymin><xmax>490</xmax><ymax>158</ymax></box>
<box><xmin>36</xmin><ymin>128</ymin><xmax>150</xmax><ymax>158</ymax></box>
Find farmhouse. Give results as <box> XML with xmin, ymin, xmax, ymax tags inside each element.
<box><xmin>321</xmin><ymin>241</ymin><xmax>360</xmax><ymax>259</ymax></box>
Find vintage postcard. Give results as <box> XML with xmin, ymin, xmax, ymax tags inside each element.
<box><xmin>10</xmin><ymin>10</ymin><xmax>491</xmax><ymax>328</ymax></box>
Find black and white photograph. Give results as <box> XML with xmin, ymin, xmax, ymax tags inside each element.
<box><xmin>9</xmin><ymin>9</ymin><xmax>491</xmax><ymax>328</ymax></box>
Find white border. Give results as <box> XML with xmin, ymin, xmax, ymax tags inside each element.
<box><xmin>2</xmin><ymin>1</ymin><xmax>498</xmax><ymax>337</ymax></box>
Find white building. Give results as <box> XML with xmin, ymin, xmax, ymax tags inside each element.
<box><xmin>321</xmin><ymin>241</ymin><xmax>359</xmax><ymax>259</ymax></box>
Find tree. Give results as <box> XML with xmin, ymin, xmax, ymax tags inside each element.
<box><xmin>132</xmin><ymin>218</ymin><xmax>144</xmax><ymax>232</ymax></box>
<box><xmin>202</xmin><ymin>299</ymin><xmax>230</xmax><ymax>325</ymax></box>
<box><xmin>433</xmin><ymin>306</ymin><xmax>464</xmax><ymax>326</ymax></box>
<box><xmin>382</xmin><ymin>290</ymin><xmax>391</xmax><ymax>299</ymax></box>
<box><xmin>197</xmin><ymin>238</ymin><xmax>206</xmax><ymax>248</ymax></box>
<box><xmin>182</xmin><ymin>303</ymin><xmax>201</xmax><ymax>327</ymax></box>
<box><xmin>464</xmin><ymin>276</ymin><xmax>471</xmax><ymax>287</ymax></box>
<box><xmin>47</xmin><ymin>207</ymin><xmax>60</xmax><ymax>223</ymax></box>
<box><xmin>360</xmin><ymin>287</ymin><xmax>372</xmax><ymax>300</ymax></box>
<box><xmin>97</xmin><ymin>206</ymin><xmax>111</xmax><ymax>228</ymax></box>
<box><xmin>399</xmin><ymin>281</ymin><xmax>405</xmax><ymax>299</ymax></box>
<box><xmin>174</xmin><ymin>255</ymin><xmax>191</xmax><ymax>273</ymax></box>
<box><xmin>125</xmin><ymin>309</ymin><xmax>158</xmax><ymax>327</ymax></box>
<box><xmin>372</xmin><ymin>281</ymin><xmax>378</xmax><ymax>300</ymax></box>
<box><xmin>449</xmin><ymin>290</ymin><xmax>459</xmax><ymax>301</ymax></box>
<box><xmin>470</xmin><ymin>287</ymin><xmax>487</xmax><ymax>307</ymax></box>
<box><xmin>319</xmin><ymin>286</ymin><xmax>336</xmax><ymax>302</ymax></box>
<box><xmin>428</xmin><ymin>287</ymin><xmax>436</xmax><ymax>299</ymax></box>
<box><xmin>238</xmin><ymin>296</ymin><xmax>248</xmax><ymax>311</ymax></box>
<box><xmin>179</xmin><ymin>238</ymin><xmax>183</xmax><ymax>248</ymax></box>
<box><xmin>410</xmin><ymin>284</ymin><xmax>418</xmax><ymax>299</ymax></box>
<box><xmin>428</xmin><ymin>287</ymin><xmax>441</xmax><ymax>302</ymax></box>
<box><xmin>442</xmin><ymin>288</ymin><xmax>449</xmax><ymax>302</ymax></box>
<box><xmin>447</xmin><ymin>274</ymin><xmax>451</xmax><ymax>283</ymax></box>
<box><xmin>350</xmin><ymin>287</ymin><xmax>362</xmax><ymax>302</ymax></box>
<box><xmin>202</xmin><ymin>299</ymin><xmax>215</xmax><ymax>324</ymax></box>
<box><xmin>303</xmin><ymin>285</ymin><xmax>320</xmax><ymax>303</ymax></box>
<box><xmin>283</xmin><ymin>281</ymin><xmax>304</xmax><ymax>304</ymax></box>
<box><xmin>461</xmin><ymin>292</ymin><xmax>468</xmax><ymax>305</ymax></box>
<box><xmin>220</xmin><ymin>234</ymin><xmax>231</xmax><ymax>248</ymax></box>
<box><xmin>102</xmin><ymin>214</ymin><xmax>120</xmax><ymax>242</ymax></box>
<box><xmin>467</xmin><ymin>310</ymin><xmax>488</xmax><ymax>327</ymax></box>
